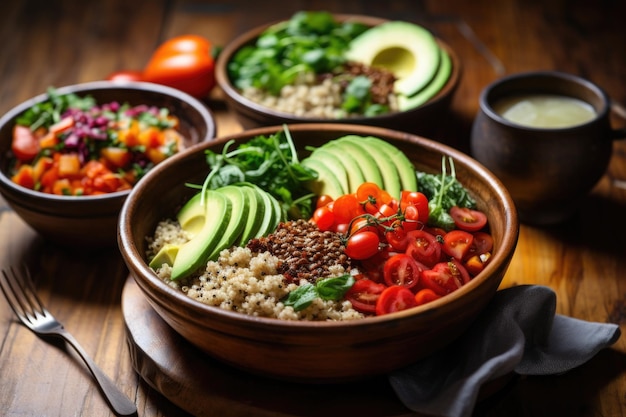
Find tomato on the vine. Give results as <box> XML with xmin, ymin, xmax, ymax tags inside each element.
<box><xmin>345</xmin><ymin>278</ymin><xmax>386</xmax><ymax>314</ymax></box>
<box><xmin>383</xmin><ymin>253</ymin><xmax>423</xmax><ymax>289</ymax></box>
<box><xmin>375</xmin><ymin>286</ymin><xmax>418</xmax><ymax>315</ymax></box>
<box><xmin>333</xmin><ymin>194</ymin><xmax>362</xmax><ymax>225</ymax></box>
<box><xmin>344</xmin><ymin>230</ymin><xmax>380</xmax><ymax>260</ymax></box>
<box><xmin>450</xmin><ymin>206</ymin><xmax>488</xmax><ymax>232</ymax></box>
<box><xmin>143</xmin><ymin>34</ymin><xmax>216</xmax><ymax>98</ymax></box>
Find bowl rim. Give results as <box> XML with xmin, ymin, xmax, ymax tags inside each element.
<box><xmin>0</xmin><ymin>80</ymin><xmax>216</xmax><ymax>203</ymax></box>
<box><xmin>119</xmin><ymin>123</ymin><xmax>519</xmax><ymax>330</ymax></box>
<box><xmin>215</xmin><ymin>14</ymin><xmax>461</xmax><ymax>123</ymax></box>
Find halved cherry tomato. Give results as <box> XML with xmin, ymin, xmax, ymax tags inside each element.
<box><xmin>345</xmin><ymin>278</ymin><xmax>386</xmax><ymax>314</ymax></box>
<box><xmin>143</xmin><ymin>34</ymin><xmax>216</xmax><ymax>98</ymax></box>
<box><xmin>383</xmin><ymin>253</ymin><xmax>423</xmax><ymax>289</ymax></box>
<box><xmin>344</xmin><ymin>230</ymin><xmax>380</xmax><ymax>260</ymax></box>
<box><xmin>442</xmin><ymin>230</ymin><xmax>474</xmax><ymax>260</ymax></box>
<box><xmin>421</xmin><ymin>260</ymin><xmax>470</xmax><ymax>296</ymax></box>
<box><xmin>414</xmin><ymin>288</ymin><xmax>441</xmax><ymax>306</ymax></box>
<box><xmin>312</xmin><ymin>205</ymin><xmax>334</xmax><ymax>231</ymax></box>
<box><xmin>400</xmin><ymin>190</ymin><xmax>429</xmax><ymax>223</ymax></box>
<box><xmin>405</xmin><ymin>230</ymin><xmax>442</xmax><ymax>266</ymax></box>
<box><xmin>375</xmin><ymin>286</ymin><xmax>418</xmax><ymax>315</ymax></box>
<box><xmin>357</xmin><ymin>248</ymin><xmax>393</xmax><ymax>283</ymax></box>
<box><xmin>11</xmin><ymin>125</ymin><xmax>40</xmax><ymax>161</ymax></box>
<box><xmin>106</xmin><ymin>69</ymin><xmax>144</xmax><ymax>83</ymax></box>
<box><xmin>450</xmin><ymin>206</ymin><xmax>488</xmax><ymax>232</ymax></box>
<box><xmin>465</xmin><ymin>231</ymin><xmax>494</xmax><ymax>260</ymax></box>
<box><xmin>385</xmin><ymin>226</ymin><xmax>409</xmax><ymax>251</ymax></box>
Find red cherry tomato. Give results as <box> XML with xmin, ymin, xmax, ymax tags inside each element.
<box><xmin>385</xmin><ymin>226</ymin><xmax>409</xmax><ymax>251</ymax></box>
<box><xmin>143</xmin><ymin>34</ymin><xmax>216</xmax><ymax>98</ymax></box>
<box><xmin>11</xmin><ymin>125</ymin><xmax>40</xmax><ymax>161</ymax></box>
<box><xmin>316</xmin><ymin>194</ymin><xmax>333</xmax><ymax>208</ymax></box>
<box><xmin>357</xmin><ymin>248</ymin><xmax>393</xmax><ymax>283</ymax></box>
<box><xmin>405</xmin><ymin>230</ymin><xmax>442</xmax><ymax>267</ymax></box>
<box><xmin>333</xmin><ymin>194</ymin><xmax>362</xmax><ymax>225</ymax></box>
<box><xmin>442</xmin><ymin>230</ymin><xmax>474</xmax><ymax>260</ymax></box>
<box><xmin>414</xmin><ymin>288</ymin><xmax>441</xmax><ymax>306</ymax></box>
<box><xmin>106</xmin><ymin>69</ymin><xmax>144</xmax><ymax>82</ymax></box>
<box><xmin>383</xmin><ymin>253</ymin><xmax>423</xmax><ymax>289</ymax></box>
<box><xmin>345</xmin><ymin>278</ymin><xmax>386</xmax><ymax>314</ymax></box>
<box><xmin>400</xmin><ymin>191</ymin><xmax>429</xmax><ymax>223</ymax></box>
<box><xmin>375</xmin><ymin>285</ymin><xmax>418</xmax><ymax>315</ymax></box>
<box><xmin>450</xmin><ymin>206</ymin><xmax>488</xmax><ymax>232</ymax></box>
<box><xmin>421</xmin><ymin>260</ymin><xmax>470</xmax><ymax>296</ymax></box>
<box><xmin>312</xmin><ymin>205</ymin><xmax>334</xmax><ymax>231</ymax></box>
<box><xmin>465</xmin><ymin>231</ymin><xmax>494</xmax><ymax>259</ymax></box>
<box><xmin>344</xmin><ymin>230</ymin><xmax>380</xmax><ymax>260</ymax></box>
<box><xmin>356</xmin><ymin>182</ymin><xmax>383</xmax><ymax>214</ymax></box>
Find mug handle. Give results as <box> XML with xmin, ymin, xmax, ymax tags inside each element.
<box><xmin>611</xmin><ymin>101</ymin><xmax>626</xmax><ymax>140</ymax></box>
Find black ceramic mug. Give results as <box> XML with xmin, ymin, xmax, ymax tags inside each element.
<box><xmin>470</xmin><ymin>71</ymin><xmax>626</xmax><ymax>225</ymax></box>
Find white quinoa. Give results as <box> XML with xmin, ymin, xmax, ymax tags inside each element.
<box><xmin>148</xmin><ymin>220</ymin><xmax>364</xmax><ymax>321</ymax></box>
<box><xmin>241</xmin><ymin>73</ymin><xmax>398</xmax><ymax>119</ymax></box>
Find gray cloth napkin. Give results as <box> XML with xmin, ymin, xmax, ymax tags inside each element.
<box><xmin>388</xmin><ymin>285</ymin><xmax>621</xmax><ymax>417</ymax></box>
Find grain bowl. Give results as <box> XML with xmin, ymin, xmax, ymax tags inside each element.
<box><xmin>215</xmin><ymin>13</ymin><xmax>460</xmax><ymax>135</ymax></box>
<box><xmin>0</xmin><ymin>80</ymin><xmax>216</xmax><ymax>247</ymax></box>
<box><xmin>118</xmin><ymin>123</ymin><xmax>518</xmax><ymax>383</ymax></box>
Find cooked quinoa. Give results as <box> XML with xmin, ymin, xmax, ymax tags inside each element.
<box><xmin>240</xmin><ymin>63</ymin><xmax>399</xmax><ymax>119</ymax></box>
<box><xmin>147</xmin><ymin>219</ymin><xmax>364</xmax><ymax>321</ymax></box>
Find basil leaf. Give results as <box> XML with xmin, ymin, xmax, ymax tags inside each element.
<box><xmin>283</xmin><ymin>283</ymin><xmax>318</xmax><ymax>311</ymax></box>
<box><xmin>316</xmin><ymin>274</ymin><xmax>355</xmax><ymax>301</ymax></box>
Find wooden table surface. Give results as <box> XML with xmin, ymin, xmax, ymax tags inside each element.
<box><xmin>1</xmin><ymin>1</ymin><xmax>625</xmax><ymax>416</ymax></box>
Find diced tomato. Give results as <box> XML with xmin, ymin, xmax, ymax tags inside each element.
<box><xmin>442</xmin><ymin>230</ymin><xmax>474</xmax><ymax>260</ymax></box>
<box><xmin>375</xmin><ymin>286</ymin><xmax>418</xmax><ymax>315</ymax></box>
<box><xmin>11</xmin><ymin>165</ymin><xmax>35</xmax><ymax>189</ymax></box>
<box><xmin>101</xmin><ymin>147</ymin><xmax>132</xmax><ymax>168</ymax></box>
<box><xmin>11</xmin><ymin>125</ymin><xmax>40</xmax><ymax>161</ymax></box>
<box><xmin>405</xmin><ymin>230</ymin><xmax>442</xmax><ymax>267</ymax></box>
<box><xmin>57</xmin><ymin>154</ymin><xmax>81</xmax><ymax>177</ymax></box>
<box><xmin>345</xmin><ymin>278</ymin><xmax>386</xmax><ymax>314</ymax></box>
<box><xmin>383</xmin><ymin>253</ymin><xmax>423</xmax><ymax>289</ymax></box>
<box><xmin>450</xmin><ymin>206</ymin><xmax>488</xmax><ymax>232</ymax></box>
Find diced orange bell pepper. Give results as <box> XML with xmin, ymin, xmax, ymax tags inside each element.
<box><xmin>11</xmin><ymin>165</ymin><xmax>35</xmax><ymax>189</ymax></box>
<box><xmin>32</xmin><ymin>156</ymin><xmax>54</xmax><ymax>183</ymax></box>
<box><xmin>118</xmin><ymin>120</ymin><xmax>141</xmax><ymax>147</ymax></box>
<box><xmin>52</xmin><ymin>178</ymin><xmax>73</xmax><ymax>195</ymax></box>
<box><xmin>39</xmin><ymin>132</ymin><xmax>59</xmax><ymax>149</ymax></box>
<box><xmin>139</xmin><ymin>127</ymin><xmax>164</xmax><ymax>148</ymax></box>
<box><xmin>57</xmin><ymin>153</ymin><xmax>81</xmax><ymax>177</ymax></box>
<box><xmin>101</xmin><ymin>147</ymin><xmax>131</xmax><ymax>168</ymax></box>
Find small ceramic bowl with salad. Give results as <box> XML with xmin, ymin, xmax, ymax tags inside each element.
<box><xmin>118</xmin><ymin>123</ymin><xmax>518</xmax><ymax>382</ymax></box>
<box><xmin>0</xmin><ymin>80</ymin><xmax>216</xmax><ymax>247</ymax></box>
<box><xmin>215</xmin><ymin>11</ymin><xmax>461</xmax><ymax>135</ymax></box>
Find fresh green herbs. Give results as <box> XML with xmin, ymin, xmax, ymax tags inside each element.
<box><xmin>228</xmin><ymin>11</ymin><xmax>368</xmax><ymax>95</ymax></box>
<box><xmin>341</xmin><ymin>76</ymin><xmax>389</xmax><ymax>116</ymax></box>
<box><xmin>283</xmin><ymin>274</ymin><xmax>355</xmax><ymax>312</ymax></box>
<box><xmin>16</xmin><ymin>87</ymin><xmax>96</xmax><ymax>131</ymax></box>
<box><xmin>417</xmin><ymin>157</ymin><xmax>476</xmax><ymax>231</ymax></box>
<box><xmin>198</xmin><ymin>126</ymin><xmax>317</xmax><ymax>219</ymax></box>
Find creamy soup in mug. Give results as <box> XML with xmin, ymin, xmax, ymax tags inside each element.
<box><xmin>493</xmin><ymin>94</ymin><xmax>596</xmax><ymax>128</ymax></box>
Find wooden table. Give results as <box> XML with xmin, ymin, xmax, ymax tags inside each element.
<box><xmin>1</xmin><ymin>1</ymin><xmax>625</xmax><ymax>416</ymax></box>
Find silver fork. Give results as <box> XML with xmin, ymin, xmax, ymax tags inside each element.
<box><xmin>0</xmin><ymin>266</ymin><xmax>137</xmax><ymax>417</ymax></box>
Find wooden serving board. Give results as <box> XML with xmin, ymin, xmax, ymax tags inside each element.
<box><xmin>122</xmin><ymin>278</ymin><xmax>511</xmax><ymax>417</ymax></box>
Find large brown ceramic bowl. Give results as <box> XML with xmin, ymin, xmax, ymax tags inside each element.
<box><xmin>215</xmin><ymin>14</ymin><xmax>461</xmax><ymax>136</ymax></box>
<box><xmin>0</xmin><ymin>81</ymin><xmax>216</xmax><ymax>248</ymax></box>
<box><xmin>118</xmin><ymin>123</ymin><xmax>518</xmax><ymax>383</ymax></box>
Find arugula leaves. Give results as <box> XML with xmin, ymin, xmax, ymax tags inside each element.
<box><xmin>228</xmin><ymin>11</ymin><xmax>368</xmax><ymax>95</ymax></box>
<box><xmin>417</xmin><ymin>157</ymin><xmax>476</xmax><ymax>231</ymax></box>
<box><xmin>283</xmin><ymin>274</ymin><xmax>355</xmax><ymax>312</ymax></box>
<box><xmin>198</xmin><ymin>126</ymin><xmax>317</xmax><ymax>219</ymax></box>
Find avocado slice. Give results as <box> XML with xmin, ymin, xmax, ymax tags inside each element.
<box><xmin>148</xmin><ymin>244</ymin><xmax>179</xmax><ymax>269</ymax></box>
<box><xmin>397</xmin><ymin>48</ymin><xmax>452</xmax><ymax>111</ymax></box>
<box><xmin>302</xmin><ymin>157</ymin><xmax>345</xmax><ymax>199</ymax></box>
<box><xmin>237</xmin><ymin>185</ymin><xmax>265</xmax><ymax>246</ymax></box>
<box><xmin>176</xmin><ymin>191</ymin><xmax>205</xmax><ymax>235</ymax></box>
<box><xmin>308</xmin><ymin>148</ymin><xmax>350</xmax><ymax>193</ymax></box>
<box><xmin>207</xmin><ymin>185</ymin><xmax>249</xmax><ymax>260</ymax></box>
<box><xmin>361</xmin><ymin>136</ymin><xmax>417</xmax><ymax>193</ymax></box>
<box><xmin>346</xmin><ymin>21</ymin><xmax>441</xmax><ymax>97</ymax></box>
<box><xmin>331</xmin><ymin>136</ymin><xmax>384</xmax><ymax>191</ymax></box>
<box><xmin>170</xmin><ymin>190</ymin><xmax>231</xmax><ymax>280</ymax></box>
<box><xmin>250</xmin><ymin>185</ymin><xmax>279</xmax><ymax>238</ymax></box>
<box><xmin>319</xmin><ymin>141</ymin><xmax>366</xmax><ymax>192</ymax></box>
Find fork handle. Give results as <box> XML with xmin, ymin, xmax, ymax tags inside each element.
<box><xmin>57</xmin><ymin>328</ymin><xmax>137</xmax><ymax>416</ymax></box>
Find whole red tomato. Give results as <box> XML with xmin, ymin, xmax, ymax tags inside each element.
<box><xmin>142</xmin><ymin>34</ymin><xmax>216</xmax><ymax>98</ymax></box>
<box><xmin>106</xmin><ymin>69</ymin><xmax>144</xmax><ymax>82</ymax></box>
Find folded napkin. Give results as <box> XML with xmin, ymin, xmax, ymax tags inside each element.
<box><xmin>389</xmin><ymin>285</ymin><xmax>621</xmax><ymax>417</ymax></box>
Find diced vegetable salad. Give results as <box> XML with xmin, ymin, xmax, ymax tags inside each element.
<box><xmin>9</xmin><ymin>88</ymin><xmax>184</xmax><ymax>195</ymax></box>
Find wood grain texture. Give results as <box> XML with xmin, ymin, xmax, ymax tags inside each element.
<box><xmin>0</xmin><ymin>0</ymin><xmax>625</xmax><ymax>416</ymax></box>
